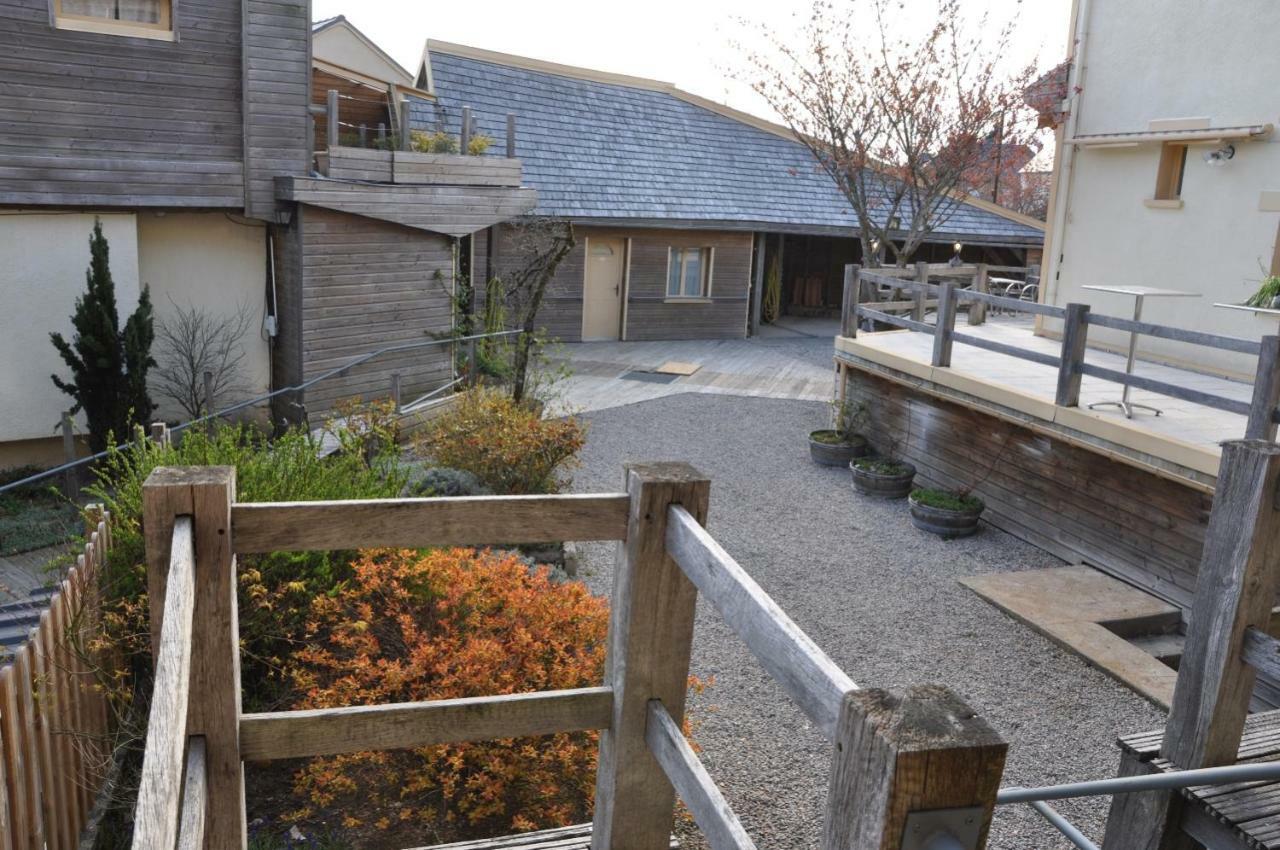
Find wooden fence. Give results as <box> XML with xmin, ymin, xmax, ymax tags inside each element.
<box><xmin>133</xmin><ymin>463</ymin><xmax>1009</xmax><ymax>850</ymax></box>
<box><xmin>0</xmin><ymin>510</ymin><xmax>113</xmax><ymax>850</ymax></box>
<box><xmin>840</xmin><ymin>264</ymin><xmax>1280</xmax><ymax>440</ymax></box>
<box><xmin>849</xmin><ymin>262</ymin><xmax>1039</xmax><ymax>326</ymax></box>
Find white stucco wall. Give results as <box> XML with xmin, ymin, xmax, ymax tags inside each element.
<box><xmin>0</xmin><ymin>212</ymin><xmax>141</xmax><ymax>443</ymax></box>
<box><xmin>137</xmin><ymin>212</ymin><xmax>271</xmax><ymax>422</ymax></box>
<box><xmin>1045</xmin><ymin>0</ymin><xmax>1280</xmax><ymax>377</ymax></box>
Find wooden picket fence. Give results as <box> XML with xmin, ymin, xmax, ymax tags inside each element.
<box><xmin>0</xmin><ymin>510</ymin><xmax>113</xmax><ymax>850</ymax></box>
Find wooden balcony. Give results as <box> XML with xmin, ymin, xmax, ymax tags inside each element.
<box><xmin>316</xmin><ymin>147</ymin><xmax>524</xmax><ymax>188</ymax></box>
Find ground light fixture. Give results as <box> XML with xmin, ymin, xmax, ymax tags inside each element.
<box><xmin>1203</xmin><ymin>143</ymin><xmax>1236</xmax><ymax>167</ymax></box>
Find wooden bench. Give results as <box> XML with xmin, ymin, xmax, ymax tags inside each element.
<box><xmin>1119</xmin><ymin>710</ymin><xmax>1280</xmax><ymax>850</ymax></box>
<box><xmin>408</xmin><ymin>823</ymin><xmax>679</xmax><ymax>850</ymax></box>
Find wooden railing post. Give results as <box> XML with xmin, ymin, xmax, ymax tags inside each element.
<box><xmin>822</xmin><ymin>686</ymin><xmax>1007</xmax><ymax>850</ymax></box>
<box><xmin>399</xmin><ymin>100</ymin><xmax>412</xmax><ymax>151</ymax></box>
<box><xmin>60</xmin><ymin>410</ymin><xmax>79</xmax><ymax>500</ymax></box>
<box><xmin>1055</xmin><ymin>303</ymin><xmax>1090</xmax><ymax>407</ymax></box>
<box><xmin>142</xmin><ymin>467</ymin><xmax>244</xmax><ymax>850</ymax></box>
<box><xmin>968</xmin><ymin>263</ymin><xmax>989</xmax><ymax>325</ymax></box>
<box><xmin>390</xmin><ymin>372</ymin><xmax>402</xmax><ymax>413</ymax></box>
<box><xmin>506</xmin><ymin>112</ymin><xmax>516</xmax><ymax>158</ymax></box>
<box><xmin>325</xmin><ymin>89</ymin><xmax>338</xmax><ymax>151</ymax></box>
<box><xmin>932</xmin><ymin>281</ymin><xmax>958</xmax><ymax>367</ymax></box>
<box><xmin>1245</xmin><ymin>335</ymin><xmax>1280</xmax><ymax>440</ymax></box>
<box><xmin>912</xmin><ymin>262</ymin><xmax>928</xmax><ymax>322</ymax></box>
<box><xmin>592</xmin><ymin>463</ymin><xmax>710</xmax><ymax>850</ymax></box>
<box><xmin>840</xmin><ymin>264</ymin><xmax>861</xmax><ymax>338</ymax></box>
<box><xmin>150</xmin><ymin>421</ymin><xmax>171</xmax><ymax>447</ymax></box>
<box><xmin>460</xmin><ymin>105</ymin><xmax>472</xmax><ymax>154</ymax></box>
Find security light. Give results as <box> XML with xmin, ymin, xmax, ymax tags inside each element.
<box><xmin>1203</xmin><ymin>144</ymin><xmax>1236</xmax><ymax>167</ymax></box>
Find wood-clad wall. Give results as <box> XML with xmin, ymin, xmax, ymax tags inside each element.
<box><xmin>270</xmin><ymin>214</ymin><xmax>305</xmax><ymax>425</ymax></box>
<box><xmin>243</xmin><ymin>0</ymin><xmax>310</xmax><ymax>220</ymax></box>
<box><xmin>481</xmin><ymin>225</ymin><xmax>750</xmax><ymax>342</ymax></box>
<box><xmin>844</xmin><ymin>369</ymin><xmax>1213</xmax><ymax>610</ymax></box>
<box><xmin>299</xmin><ymin>208</ymin><xmax>454</xmax><ymax>413</ymax></box>
<box><xmin>0</xmin><ymin>0</ymin><xmax>246</xmax><ymax>207</ymax></box>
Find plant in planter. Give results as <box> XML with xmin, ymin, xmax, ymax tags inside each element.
<box><xmin>809</xmin><ymin>399</ymin><xmax>869</xmax><ymax>466</ymax></box>
<box><xmin>850</xmin><ymin>456</ymin><xmax>917</xmax><ymax>499</ymax></box>
<box><xmin>1245</xmin><ymin>274</ymin><xmax>1280</xmax><ymax>309</ymax></box>
<box><xmin>907</xmin><ymin>487</ymin><xmax>985</xmax><ymax>538</ymax></box>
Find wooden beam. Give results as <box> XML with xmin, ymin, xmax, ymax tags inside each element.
<box><xmin>239</xmin><ymin>687</ymin><xmax>614</xmax><ymax>761</ymax></box>
<box><xmin>593</xmin><ymin>463</ymin><xmax>710</xmax><ymax>850</ymax></box>
<box><xmin>176</xmin><ymin>737</ymin><xmax>206</xmax><ymax>850</ymax></box>
<box><xmin>1246</xmin><ymin>336</ymin><xmax>1280</xmax><ymax>440</ymax></box>
<box><xmin>1241</xmin><ymin>626</ymin><xmax>1280</xmax><ymax>682</ymax></box>
<box><xmin>1055</xmin><ymin>303</ymin><xmax>1090</xmax><ymax>407</ymax></box>
<box><xmin>645</xmin><ymin>700</ymin><xmax>757</xmax><ymax>850</ymax></box>
<box><xmin>821</xmin><ymin>686</ymin><xmax>1007</xmax><ymax>850</ymax></box>
<box><xmin>664</xmin><ymin>506</ymin><xmax>855</xmax><ymax>738</ymax></box>
<box><xmin>231</xmin><ymin>494</ymin><xmax>631</xmax><ymax>552</ymax></box>
<box><xmin>131</xmin><ymin>519</ymin><xmax>196</xmax><ymax>850</ymax></box>
<box><xmin>968</xmin><ymin>263</ymin><xmax>989</xmax><ymax>325</ymax></box>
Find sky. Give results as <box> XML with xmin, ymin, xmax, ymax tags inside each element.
<box><xmin>312</xmin><ymin>0</ymin><xmax>1073</xmax><ymax>130</ymax></box>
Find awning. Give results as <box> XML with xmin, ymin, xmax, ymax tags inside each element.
<box><xmin>1067</xmin><ymin>124</ymin><xmax>1273</xmax><ymax>147</ymax></box>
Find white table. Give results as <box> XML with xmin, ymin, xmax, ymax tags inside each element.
<box><xmin>1081</xmin><ymin>285</ymin><xmax>1202</xmax><ymax>418</ymax></box>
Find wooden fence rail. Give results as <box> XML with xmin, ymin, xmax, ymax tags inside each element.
<box><xmin>131</xmin><ymin>463</ymin><xmax>1008</xmax><ymax>850</ymax></box>
<box><xmin>0</xmin><ymin>511</ymin><xmax>114</xmax><ymax>850</ymax></box>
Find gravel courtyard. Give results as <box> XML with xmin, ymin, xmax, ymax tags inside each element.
<box><xmin>569</xmin><ymin>392</ymin><xmax>1165</xmax><ymax>850</ymax></box>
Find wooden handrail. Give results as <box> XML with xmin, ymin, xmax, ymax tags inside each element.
<box><xmin>230</xmin><ymin>493</ymin><xmax>631</xmax><ymax>552</ymax></box>
<box><xmin>1087</xmin><ymin>313</ymin><xmax>1261</xmax><ymax>356</ymax></box>
<box><xmin>645</xmin><ymin>700</ymin><xmax>757</xmax><ymax>850</ymax></box>
<box><xmin>664</xmin><ymin>505</ymin><xmax>856</xmax><ymax>738</ymax></box>
<box><xmin>1079</xmin><ymin>362</ymin><xmax>1252</xmax><ymax>416</ymax></box>
<box><xmin>131</xmin><ymin>518</ymin><xmax>196</xmax><ymax>850</ymax></box>
<box><xmin>239</xmin><ymin>687</ymin><xmax>614</xmax><ymax>761</ymax></box>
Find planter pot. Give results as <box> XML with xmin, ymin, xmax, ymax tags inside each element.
<box><xmin>908</xmin><ymin>493</ymin><xmax>984</xmax><ymax>538</ymax></box>
<box><xmin>849</xmin><ymin>460</ymin><xmax>917</xmax><ymax>499</ymax></box>
<box><xmin>808</xmin><ymin>431</ymin><xmax>868</xmax><ymax>467</ymax></box>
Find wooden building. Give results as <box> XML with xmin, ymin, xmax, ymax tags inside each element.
<box><xmin>411</xmin><ymin>42</ymin><xmax>1046</xmax><ymax>341</ymax></box>
<box><xmin>0</xmin><ymin>9</ymin><xmax>533</xmax><ymax>466</ymax></box>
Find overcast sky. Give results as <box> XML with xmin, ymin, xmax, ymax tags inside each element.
<box><xmin>313</xmin><ymin>0</ymin><xmax>1072</xmax><ymax>128</ymax></box>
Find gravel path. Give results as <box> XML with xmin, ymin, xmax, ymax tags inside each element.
<box><xmin>569</xmin><ymin>392</ymin><xmax>1165</xmax><ymax>850</ymax></box>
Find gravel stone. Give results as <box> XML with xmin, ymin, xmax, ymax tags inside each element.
<box><xmin>570</xmin><ymin>392</ymin><xmax>1165</xmax><ymax>850</ymax></box>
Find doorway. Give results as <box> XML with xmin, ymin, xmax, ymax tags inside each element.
<box><xmin>583</xmin><ymin>237</ymin><xmax>625</xmax><ymax>340</ymax></box>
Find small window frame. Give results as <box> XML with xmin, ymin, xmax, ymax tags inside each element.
<box><xmin>1153</xmin><ymin>142</ymin><xmax>1188</xmax><ymax>202</ymax></box>
<box><xmin>665</xmin><ymin>246</ymin><xmax>714</xmax><ymax>301</ymax></box>
<box><xmin>52</xmin><ymin>0</ymin><xmax>175</xmax><ymax>41</ymax></box>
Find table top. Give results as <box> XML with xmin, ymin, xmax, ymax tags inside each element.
<box><xmin>1082</xmin><ymin>285</ymin><xmax>1201</xmax><ymax>298</ymax></box>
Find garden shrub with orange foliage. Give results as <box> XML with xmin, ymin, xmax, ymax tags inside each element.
<box><xmin>287</xmin><ymin>547</ymin><xmax>608</xmax><ymax>843</ymax></box>
<box><xmin>415</xmin><ymin>388</ymin><xmax>585</xmax><ymax>495</ymax></box>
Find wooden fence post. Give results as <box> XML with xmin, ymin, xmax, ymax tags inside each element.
<box><xmin>968</xmin><ymin>264</ymin><xmax>989</xmax><ymax>325</ymax></box>
<box><xmin>203</xmin><ymin>371</ymin><xmax>215</xmax><ymax>417</ymax></box>
<box><xmin>1245</xmin><ymin>335</ymin><xmax>1280</xmax><ymax>440</ymax></box>
<box><xmin>912</xmin><ymin>262</ymin><xmax>929</xmax><ymax>322</ymax></box>
<box><xmin>592</xmin><ymin>463</ymin><xmax>710</xmax><ymax>850</ymax></box>
<box><xmin>1103</xmin><ymin>440</ymin><xmax>1280</xmax><ymax>850</ymax></box>
<box><xmin>60</xmin><ymin>411</ymin><xmax>79</xmax><ymax>501</ymax></box>
<box><xmin>325</xmin><ymin>89</ymin><xmax>338</xmax><ymax>150</ymax></box>
<box><xmin>841</xmin><ymin>264</ymin><xmax>861</xmax><ymax>339</ymax></box>
<box><xmin>932</xmin><ymin>281</ymin><xmax>958</xmax><ymax>367</ymax></box>
<box><xmin>466</xmin><ymin>338</ymin><xmax>479</xmax><ymax>387</ymax></box>
<box><xmin>822</xmin><ymin>686</ymin><xmax>1007</xmax><ymax>850</ymax></box>
<box><xmin>150</xmin><ymin>422</ymin><xmax>171</xmax><ymax>448</ymax></box>
<box><xmin>142</xmin><ymin>467</ymin><xmax>244</xmax><ymax>850</ymax></box>
<box><xmin>1055</xmin><ymin>304</ymin><xmax>1090</xmax><ymax>407</ymax></box>
<box><xmin>390</xmin><ymin>373</ymin><xmax>402</xmax><ymax>413</ymax></box>
<box><xmin>460</xmin><ymin>105</ymin><xmax>472</xmax><ymax>154</ymax></box>
<box><xmin>506</xmin><ymin>112</ymin><xmax>516</xmax><ymax>158</ymax></box>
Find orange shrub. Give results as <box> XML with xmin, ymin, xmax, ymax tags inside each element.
<box><xmin>415</xmin><ymin>388</ymin><xmax>585</xmax><ymax>495</ymax></box>
<box><xmin>287</xmin><ymin>547</ymin><xmax>608</xmax><ymax>841</ymax></box>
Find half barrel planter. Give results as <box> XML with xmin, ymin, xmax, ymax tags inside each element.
<box><xmin>907</xmin><ymin>494</ymin><xmax>985</xmax><ymax>538</ymax></box>
<box><xmin>808</xmin><ymin>432</ymin><xmax>869</xmax><ymax>467</ymax></box>
<box><xmin>849</xmin><ymin>461</ymin><xmax>917</xmax><ymax>499</ymax></box>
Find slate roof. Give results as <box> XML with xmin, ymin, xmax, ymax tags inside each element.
<box><xmin>419</xmin><ymin>48</ymin><xmax>1044</xmax><ymax>246</ymax></box>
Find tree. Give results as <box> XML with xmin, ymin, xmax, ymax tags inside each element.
<box><xmin>742</xmin><ymin>0</ymin><xmax>1037</xmax><ymax>266</ymax></box>
<box><xmin>152</xmin><ymin>299</ymin><xmax>254</xmax><ymax>419</ymax></box>
<box><xmin>50</xmin><ymin>219</ymin><xmax>155</xmax><ymax>452</ymax></box>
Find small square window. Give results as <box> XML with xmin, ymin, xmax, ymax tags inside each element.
<box><xmin>53</xmin><ymin>0</ymin><xmax>173</xmax><ymax>39</ymax></box>
<box><xmin>667</xmin><ymin>247</ymin><xmax>712</xmax><ymax>298</ymax></box>
<box><xmin>1154</xmin><ymin>143</ymin><xmax>1188</xmax><ymax>201</ymax></box>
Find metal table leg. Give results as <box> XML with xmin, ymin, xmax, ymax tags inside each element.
<box><xmin>1088</xmin><ymin>293</ymin><xmax>1162</xmax><ymax>418</ymax></box>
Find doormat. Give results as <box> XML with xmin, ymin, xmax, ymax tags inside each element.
<box><xmin>654</xmin><ymin>360</ymin><xmax>701</xmax><ymax>376</ymax></box>
<box><xmin>620</xmin><ymin>370</ymin><xmax>680</xmax><ymax>384</ymax></box>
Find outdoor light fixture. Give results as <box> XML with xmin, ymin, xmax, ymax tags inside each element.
<box><xmin>1203</xmin><ymin>144</ymin><xmax>1236</xmax><ymax>167</ymax></box>
<box><xmin>949</xmin><ymin>241</ymin><xmax>964</xmax><ymax>267</ymax></box>
<box><xmin>953</xmin><ymin>241</ymin><xmax>963</xmax><ymax>253</ymax></box>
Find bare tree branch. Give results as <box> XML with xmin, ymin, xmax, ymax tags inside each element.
<box><xmin>152</xmin><ymin>299</ymin><xmax>255</xmax><ymax>419</ymax></box>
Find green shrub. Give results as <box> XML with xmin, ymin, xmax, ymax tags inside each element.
<box><xmin>409</xmin><ymin>130</ymin><xmax>458</xmax><ymax>154</ymax></box>
<box><xmin>910</xmin><ymin>487</ymin><xmax>984</xmax><ymax>512</ymax></box>
<box><xmin>415</xmin><ymin>388</ymin><xmax>585</xmax><ymax>495</ymax></box>
<box><xmin>400</xmin><ymin>464</ymin><xmax>492</xmax><ymax>498</ymax></box>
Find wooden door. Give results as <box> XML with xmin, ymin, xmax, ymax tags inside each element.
<box><xmin>583</xmin><ymin>238</ymin><xmax>625</xmax><ymax>340</ymax></box>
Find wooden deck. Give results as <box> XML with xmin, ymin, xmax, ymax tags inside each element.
<box><xmin>838</xmin><ymin>319</ymin><xmax>1253</xmax><ymax>481</ymax></box>
<box><xmin>411</xmin><ymin>823</ymin><xmax>678</xmax><ymax>850</ymax></box>
<box><xmin>1118</xmin><ymin>711</ymin><xmax>1280</xmax><ymax>850</ymax></box>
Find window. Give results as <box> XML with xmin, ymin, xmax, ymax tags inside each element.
<box><xmin>667</xmin><ymin>247</ymin><xmax>713</xmax><ymax>299</ymax></box>
<box><xmin>54</xmin><ymin>0</ymin><xmax>173</xmax><ymax>39</ymax></box>
<box><xmin>1153</xmin><ymin>143</ymin><xmax>1188</xmax><ymax>201</ymax></box>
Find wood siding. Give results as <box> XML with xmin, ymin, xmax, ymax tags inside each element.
<box><xmin>844</xmin><ymin>369</ymin><xmax>1213</xmax><ymax>610</ymax></box>
<box><xmin>243</xmin><ymin>0</ymin><xmax>310</xmax><ymax>220</ymax></box>
<box><xmin>0</xmin><ymin>0</ymin><xmax>246</xmax><ymax>207</ymax></box>
<box><xmin>270</xmin><ymin>215</ymin><xmax>304</xmax><ymax>424</ymax></box>
<box><xmin>299</xmin><ymin>207</ymin><xmax>454</xmax><ymax>414</ymax></box>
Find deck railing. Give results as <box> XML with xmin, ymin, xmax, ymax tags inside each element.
<box><xmin>840</xmin><ymin>264</ymin><xmax>1280</xmax><ymax>440</ymax></box>
<box><xmin>313</xmin><ymin>90</ymin><xmax>517</xmax><ymax>158</ymax></box>
<box><xmin>133</xmin><ymin>463</ymin><xmax>1010</xmax><ymax>850</ymax></box>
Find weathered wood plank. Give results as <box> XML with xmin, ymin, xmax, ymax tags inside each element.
<box><xmin>239</xmin><ymin>687</ymin><xmax>613</xmax><ymax>761</ymax></box>
<box><xmin>1056</xmin><ymin>303</ymin><xmax>1090</xmax><ymax>407</ymax></box>
<box><xmin>130</xmin><ymin>518</ymin><xmax>196</xmax><ymax>850</ymax></box>
<box><xmin>176</xmin><ymin>737</ymin><xmax>206</xmax><ymax>850</ymax></box>
<box><xmin>1246</xmin><ymin>336</ymin><xmax>1280</xmax><ymax>440</ymax></box>
<box><xmin>932</xmin><ymin>281</ymin><xmax>958</xmax><ymax>368</ymax></box>
<box><xmin>664</xmin><ymin>505</ymin><xmax>855</xmax><ymax>738</ymax></box>
<box><xmin>231</xmin><ymin>493</ymin><xmax>631</xmax><ymax>552</ymax></box>
<box><xmin>645</xmin><ymin>700</ymin><xmax>756</xmax><ymax>850</ymax></box>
